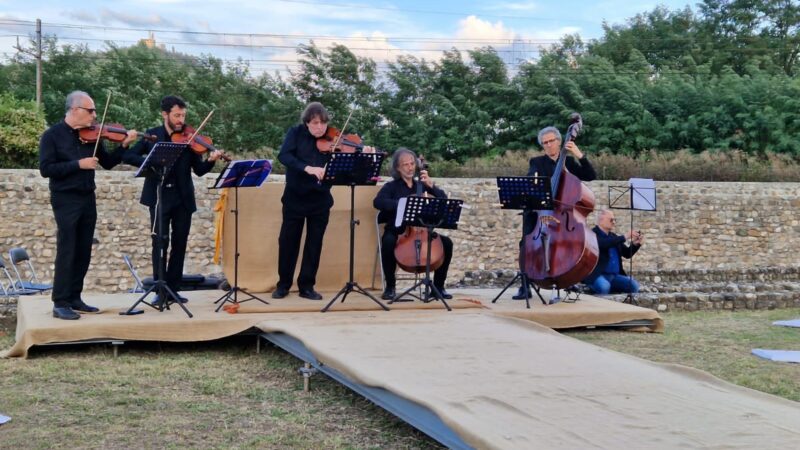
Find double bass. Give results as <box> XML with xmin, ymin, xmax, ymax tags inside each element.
<box><xmin>523</xmin><ymin>114</ymin><xmax>599</xmax><ymax>289</ymax></box>
<box><xmin>394</xmin><ymin>156</ymin><xmax>445</xmax><ymax>273</ymax></box>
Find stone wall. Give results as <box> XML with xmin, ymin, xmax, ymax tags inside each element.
<box><xmin>3</xmin><ymin>169</ymin><xmax>800</xmax><ymax>310</ymax></box>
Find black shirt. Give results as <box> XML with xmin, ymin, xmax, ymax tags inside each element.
<box><xmin>122</xmin><ymin>125</ymin><xmax>216</xmax><ymax>211</ymax></box>
<box><xmin>523</xmin><ymin>154</ymin><xmax>597</xmax><ymax>234</ymax></box>
<box><xmin>278</xmin><ymin>124</ymin><xmax>333</xmax><ymax>212</ymax></box>
<box><xmin>39</xmin><ymin>120</ymin><xmax>123</xmax><ymax>194</ymax></box>
<box><xmin>527</xmin><ymin>154</ymin><xmax>597</xmax><ymax>181</ymax></box>
<box><xmin>373</xmin><ymin>178</ymin><xmax>448</xmax><ymax>234</ymax></box>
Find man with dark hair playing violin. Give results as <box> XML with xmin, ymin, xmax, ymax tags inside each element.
<box><xmin>40</xmin><ymin>90</ymin><xmax>139</xmax><ymax>320</ymax></box>
<box><xmin>373</xmin><ymin>148</ymin><xmax>454</xmax><ymax>301</ymax></box>
<box><xmin>123</xmin><ymin>95</ymin><xmax>223</xmax><ymax>305</ymax></box>
<box><xmin>513</xmin><ymin>125</ymin><xmax>597</xmax><ymax>299</ymax></box>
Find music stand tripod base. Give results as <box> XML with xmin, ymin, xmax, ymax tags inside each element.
<box><xmin>123</xmin><ymin>141</ymin><xmax>193</xmax><ymax>318</ymax></box>
<box><xmin>319</xmin><ymin>151</ymin><xmax>390</xmax><ymax>313</ymax></box>
<box><xmin>210</xmin><ymin>159</ymin><xmax>273</xmax><ymax>312</ymax></box>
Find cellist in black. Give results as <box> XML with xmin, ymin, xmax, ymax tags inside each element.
<box><xmin>514</xmin><ymin>126</ymin><xmax>597</xmax><ymax>299</ymax></box>
<box><xmin>373</xmin><ymin>148</ymin><xmax>454</xmax><ymax>300</ymax></box>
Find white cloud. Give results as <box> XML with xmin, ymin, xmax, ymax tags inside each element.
<box><xmin>455</xmin><ymin>15</ymin><xmax>517</xmax><ymax>42</ymax></box>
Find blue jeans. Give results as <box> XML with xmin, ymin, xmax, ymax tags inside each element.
<box><xmin>591</xmin><ymin>274</ymin><xmax>639</xmax><ymax>295</ymax></box>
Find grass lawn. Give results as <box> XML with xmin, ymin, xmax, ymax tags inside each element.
<box><xmin>1</xmin><ymin>308</ymin><xmax>798</xmax><ymax>448</ymax></box>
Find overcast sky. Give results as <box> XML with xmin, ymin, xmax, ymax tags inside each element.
<box><xmin>0</xmin><ymin>0</ymin><xmax>698</xmax><ymax>74</ymax></box>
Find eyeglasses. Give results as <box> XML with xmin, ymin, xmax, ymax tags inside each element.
<box><xmin>75</xmin><ymin>106</ymin><xmax>96</xmax><ymax>114</ymax></box>
<box><xmin>541</xmin><ymin>138</ymin><xmax>559</xmax><ymax>145</ymax></box>
<box><xmin>609</xmin><ymin>218</ymin><xmax>617</xmax><ymax>223</ymax></box>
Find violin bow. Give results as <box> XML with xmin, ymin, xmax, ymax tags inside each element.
<box><xmin>187</xmin><ymin>109</ymin><xmax>215</xmax><ymax>144</ymax></box>
<box><xmin>92</xmin><ymin>91</ymin><xmax>112</xmax><ymax>158</ymax></box>
<box><xmin>330</xmin><ymin>110</ymin><xmax>354</xmax><ymax>151</ymax></box>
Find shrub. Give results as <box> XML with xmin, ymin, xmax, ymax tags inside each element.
<box><xmin>0</xmin><ymin>94</ymin><xmax>46</xmax><ymax>169</ymax></box>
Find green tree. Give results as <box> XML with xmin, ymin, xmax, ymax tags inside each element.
<box><xmin>0</xmin><ymin>94</ymin><xmax>47</xmax><ymax>168</ymax></box>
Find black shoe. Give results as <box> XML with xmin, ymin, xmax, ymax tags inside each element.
<box><xmin>437</xmin><ymin>289</ymin><xmax>453</xmax><ymax>300</ymax></box>
<box><xmin>53</xmin><ymin>306</ymin><xmax>80</xmax><ymax>320</ymax></box>
<box><xmin>512</xmin><ymin>286</ymin><xmax>529</xmax><ymax>300</ymax></box>
<box><xmin>72</xmin><ymin>300</ymin><xmax>100</xmax><ymax>313</ymax></box>
<box><xmin>298</xmin><ymin>289</ymin><xmax>323</xmax><ymax>300</ymax></box>
<box><xmin>381</xmin><ymin>288</ymin><xmax>396</xmax><ymax>300</ymax></box>
<box><xmin>271</xmin><ymin>287</ymin><xmax>289</xmax><ymax>299</ymax></box>
<box><xmin>176</xmin><ymin>294</ymin><xmax>189</xmax><ymax>303</ymax></box>
<box><xmin>151</xmin><ymin>294</ymin><xmax>164</xmax><ymax>307</ymax></box>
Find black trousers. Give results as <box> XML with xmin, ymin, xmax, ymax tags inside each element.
<box><xmin>381</xmin><ymin>230</ymin><xmax>453</xmax><ymax>290</ymax></box>
<box><xmin>50</xmin><ymin>191</ymin><xmax>96</xmax><ymax>308</ymax></box>
<box><xmin>149</xmin><ymin>190</ymin><xmax>192</xmax><ymax>293</ymax></box>
<box><xmin>277</xmin><ymin>205</ymin><xmax>330</xmax><ymax>291</ymax></box>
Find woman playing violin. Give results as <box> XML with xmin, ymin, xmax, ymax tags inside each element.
<box><xmin>39</xmin><ymin>90</ymin><xmax>141</xmax><ymax>320</ymax></box>
<box><xmin>123</xmin><ymin>95</ymin><xmax>223</xmax><ymax>305</ymax></box>
<box><xmin>373</xmin><ymin>148</ymin><xmax>454</xmax><ymax>301</ymax></box>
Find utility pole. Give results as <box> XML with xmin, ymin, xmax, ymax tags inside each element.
<box><xmin>13</xmin><ymin>18</ymin><xmax>43</xmax><ymax>109</ymax></box>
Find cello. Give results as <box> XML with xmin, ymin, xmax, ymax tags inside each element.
<box><xmin>523</xmin><ymin>114</ymin><xmax>599</xmax><ymax>289</ymax></box>
<box><xmin>394</xmin><ymin>156</ymin><xmax>445</xmax><ymax>273</ymax></box>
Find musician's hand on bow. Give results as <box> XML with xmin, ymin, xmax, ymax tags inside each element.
<box><xmin>539</xmin><ymin>215</ymin><xmax>561</xmax><ymax>227</ymax></box>
<box><xmin>362</xmin><ymin>145</ymin><xmax>376</xmax><ymax>153</ymax></box>
<box><xmin>305</xmin><ymin>165</ymin><xmax>325</xmax><ymax>181</ymax></box>
<box><xmin>631</xmin><ymin>230</ymin><xmax>644</xmax><ymax>245</ymax></box>
<box><xmin>79</xmin><ymin>157</ymin><xmax>99</xmax><ymax>170</ymax></box>
<box><xmin>565</xmin><ymin>141</ymin><xmax>584</xmax><ymax>159</ymax></box>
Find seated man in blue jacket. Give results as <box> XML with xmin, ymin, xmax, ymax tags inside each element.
<box><xmin>583</xmin><ymin>209</ymin><xmax>643</xmax><ymax>295</ymax></box>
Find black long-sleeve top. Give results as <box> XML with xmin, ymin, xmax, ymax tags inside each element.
<box><xmin>278</xmin><ymin>124</ymin><xmax>333</xmax><ymax>212</ymax></box>
<box><xmin>373</xmin><ymin>178</ymin><xmax>447</xmax><ymax>234</ymax></box>
<box><xmin>526</xmin><ymin>154</ymin><xmax>597</xmax><ymax>181</ymax></box>
<box><xmin>39</xmin><ymin>120</ymin><xmax>123</xmax><ymax>193</ymax></box>
<box><xmin>122</xmin><ymin>125</ymin><xmax>216</xmax><ymax>212</ymax></box>
<box><xmin>523</xmin><ymin>154</ymin><xmax>597</xmax><ymax>233</ymax></box>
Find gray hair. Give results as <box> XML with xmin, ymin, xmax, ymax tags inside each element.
<box><xmin>65</xmin><ymin>90</ymin><xmax>90</xmax><ymax>112</ymax></box>
<box><xmin>537</xmin><ymin>126</ymin><xmax>562</xmax><ymax>146</ymax></box>
<box><xmin>390</xmin><ymin>147</ymin><xmax>417</xmax><ymax>180</ymax></box>
<box><xmin>596</xmin><ymin>209</ymin><xmax>613</xmax><ymax>222</ymax></box>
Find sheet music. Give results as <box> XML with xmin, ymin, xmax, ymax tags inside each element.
<box><xmin>395</xmin><ymin>197</ymin><xmax>408</xmax><ymax>228</ymax></box>
<box><xmin>629</xmin><ymin>178</ymin><xmax>656</xmax><ymax>211</ymax></box>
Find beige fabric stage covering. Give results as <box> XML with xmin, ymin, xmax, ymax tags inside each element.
<box><xmin>4</xmin><ymin>292</ymin><xmax>798</xmax><ymax>448</ymax></box>
<box><xmin>220</xmin><ymin>183</ymin><xmax>383</xmax><ymax>293</ymax></box>
<box><xmin>263</xmin><ymin>312</ymin><xmax>800</xmax><ymax>449</ymax></box>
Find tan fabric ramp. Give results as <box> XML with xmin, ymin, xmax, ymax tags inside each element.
<box><xmin>221</xmin><ymin>183</ymin><xmax>382</xmax><ymax>293</ymax></box>
<box><xmin>259</xmin><ymin>312</ymin><xmax>800</xmax><ymax>449</ymax></box>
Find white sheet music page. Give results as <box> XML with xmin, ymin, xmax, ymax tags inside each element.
<box><xmin>629</xmin><ymin>178</ymin><xmax>656</xmax><ymax>211</ymax></box>
<box><xmin>395</xmin><ymin>197</ymin><xmax>408</xmax><ymax>228</ymax></box>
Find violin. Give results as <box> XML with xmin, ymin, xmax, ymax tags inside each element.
<box><xmin>394</xmin><ymin>156</ymin><xmax>445</xmax><ymax>273</ymax></box>
<box><xmin>79</xmin><ymin>123</ymin><xmax>156</xmax><ymax>144</ymax></box>
<box><xmin>171</xmin><ymin>125</ymin><xmax>232</xmax><ymax>162</ymax></box>
<box><xmin>316</xmin><ymin>126</ymin><xmax>367</xmax><ymax>153</ymax></box>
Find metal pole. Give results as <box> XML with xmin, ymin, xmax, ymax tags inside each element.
<box><xmin>35</xmin><ymin>19</ymin><xmax>42</xmax><ymax>109</ymax></box>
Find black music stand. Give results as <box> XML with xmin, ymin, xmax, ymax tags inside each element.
<box><xmin>321</xmin><ymin>152</ymin><xmax>389</xmax><ymax>313</ymax></box>
<box><xmin>392</xmin><ymin>196</ymin><xmax>463</xmax><ymax>311</ymax></box>
<box><xmin>122</xmin><ymin>142</ymin><xmax>193</xmax><ymax>318</ymax></box>
<box><xmin>491</xmin><ymin>176</ymin><xmax>553</xmax><ymax>308</ymax></box>
<box><xmin>211</xmin><ymin>159</ymin><xmax>272</xmax><ymax>312</ymax></box>
<box><xmin>608</xmin><ymin>178</ymin><xmax>656</xmax><ymax>305</ymax></box>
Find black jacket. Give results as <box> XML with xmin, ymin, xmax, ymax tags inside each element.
<box><xmin>373</xmin><ymin>178</ymin><xmax>448</xmax><ymax>234</ymax></box>
<box><xmin>123</xmin><ymin>125</ymin><xmax>216</xmax><ymax>213</ymax></box>
<box><xmin>278</xmin><ymin>124</ymin><xmax>333</xmax><ymax>213</ymax></box>
<box><xmin>39</xmin><ymin>120</ymin><xmax>123</xmax><ymax>193</ymax></box>
<box><xmin>583</xmin><ymin>225</ymin><xmax>640</xmax><ymax>284</ymax></box>
<box><xmin>524</xmin><ymin>154</ymin><xmax>597</xmax><ymax>233</ymax></box>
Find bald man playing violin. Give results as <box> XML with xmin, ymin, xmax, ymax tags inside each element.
<box><xmin>39</xmin><ymin>90</ymin><xmax>139</xmax><ymax>320</ymax></box>
<box><xmin>123</xmin><ymin>95</ymin><xmax>223</xmax><ymax>306</ymax></box>
<box><xmin>272</xmin><ymin>102</ymin><xmax>375</xmax><ymax>300</ymax></box>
